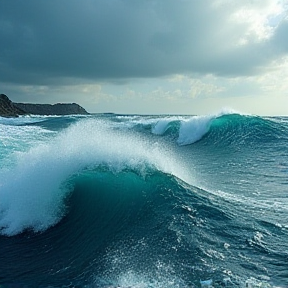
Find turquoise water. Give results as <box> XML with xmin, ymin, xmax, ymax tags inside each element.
<box><xmin>0</xmin><ymin>112</ymin><xmax>287</xmax><ymax>287</ymax></box>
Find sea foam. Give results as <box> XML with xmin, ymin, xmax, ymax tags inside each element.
<box><xmin>151</xmin><ymin>110</ymin><xmax>238</xmax><ymax>145</ymax></box>
<box><xmin>177</xmin><ymin>115</ymin><xmax>214</xmax><ymax>145</ymax></box>
<box><xmin>0</xmin><ymin>119</ymin><xmax>190</xmax><ymax>236</ymax></box>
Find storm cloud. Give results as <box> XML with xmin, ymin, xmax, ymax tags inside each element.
<box><xmin>0</xmin><ymin>0</ymin><xmax>288</xmax><ymax>86</ymax></box>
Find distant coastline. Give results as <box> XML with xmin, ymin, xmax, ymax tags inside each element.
<box><xmin>0</xmin><ymin>94</ymin><xmax>89</xmax><ymax>117</ymax></box>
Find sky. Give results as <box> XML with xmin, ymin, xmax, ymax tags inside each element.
<box><xmin>1</xmin><ymin>0</ymin><xmax>288</xmax><ymax>115</ymax></box>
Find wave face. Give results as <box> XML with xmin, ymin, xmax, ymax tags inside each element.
<box><xmin>0</xmin><ymin>113</ymin><xmax>288</xmax><ymax>287</ymax></box>
<box><xmin>148</xmin><ymin>113</ymin><xmax>288</xmax><ymax>146</ymax></box>
<box><xmin>204</xmin><ymin>114</ymin><xmax>288</xmax><ymax>146</ymax></box>
<box><xmin>0</xmin><ymin>119</ymin><xmax>190</xmax><ymax>236</ymax></box>
<box><xmin>113</xmin><ymin>111</ymin><xmax>288</xmax><ymax>147</ymax></box>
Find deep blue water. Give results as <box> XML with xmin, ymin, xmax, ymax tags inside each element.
<box><xmin>0</xmin><ymin>111</ymin><xmax>287</xmax><ymax>287</ymax></box>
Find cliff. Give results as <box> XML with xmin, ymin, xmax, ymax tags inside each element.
<box><xmin>0</xmin><ymin>94</ymin><xmax>26</xmax><ymax>117</ymax></box>
<box><xmin>0</xmin><ymin>94</ymin><xmax>89</xmax><ymax>117</ymax></box>
<box><xmin>14</xmin><ymin>102</ymin><xmax>89</xmax><ymax>116</ymax></box>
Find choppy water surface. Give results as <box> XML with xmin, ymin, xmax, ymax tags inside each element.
<box><xmin>0</xmin><ymin>112</ymin><xmax>287</xmax><ymax>287</ymax></box>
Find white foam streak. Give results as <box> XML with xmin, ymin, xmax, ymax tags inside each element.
<box><xmin>0</xmin><ymin>119</ymin><xmax>190</xmax><ymax>236</ymax></box>
<box><xmin>177</xmin><ymin>115</ymin><xmax>213</xmax><ymax>145</ymax></box>
<box><xmin>152</xmin><ymin>119</ymin><xmax>172</xmax><ymax>135</ymax></box>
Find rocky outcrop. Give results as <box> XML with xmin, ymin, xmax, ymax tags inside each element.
<box><xmin>0</xmin><ymin>94</ymin><xmax>89</xmax><ymax>117</ymax></box>
<box><xmin>14</xmin><ymin>102</ymin><xmax>89</xmax><ymax>116</ymax></box>
<box><xmin>0</xmin><ymin>94</ymin><xmax>26</xmax><ymax>117</ymax></box>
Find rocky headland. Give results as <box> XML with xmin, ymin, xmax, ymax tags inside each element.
<box><xmin>0</xmin><ymin>94</ymin><xmax>89</xmax><ymax>117</ymax></box>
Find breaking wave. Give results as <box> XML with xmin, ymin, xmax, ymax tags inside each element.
<box><xmin>0</xmin><ymin>119</ymin><xmax>190</xmax><ymax>236</ymax></box>
<box><xmin>149</xmin><ymin>112</ymin><xmax>288</xmax><ymax>145</ymax></box>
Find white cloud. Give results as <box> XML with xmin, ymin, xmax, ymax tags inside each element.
<box><xmin>231</xmin><ymin>0</ymin><xmax>285</xmax><ymax>42</ymax></box>
<box><xmin>254</xmin><ymin>56</ymin><xmax>288</xmax><ymax>93</ymax></box>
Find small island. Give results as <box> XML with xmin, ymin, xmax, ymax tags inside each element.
<box><xmin>0</xmin><ymin>94</ymin><xmax>89</xmax><ymax>117</ymax></box>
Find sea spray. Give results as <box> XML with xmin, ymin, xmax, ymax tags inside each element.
<box><xmin>0</xmin><ymin>112</ymin><xmax>287</xmax><ymax>287</ymax></box>
<box><xmin>151</xmin><ymin>117</ymin><xmax>180</xmax><ymax>135</ymax></box>
<box><xmin>0</xmin><ymin>118</ymin><xmax>191</xmax><ymax>235</ymax></box>
<box><xmin>150</xmin><ymin>110</ymin><xmax>238</xmax><ymax>145</ymax></box>
<box><xmin>177</xmin><ymin>115</ymin><xmax>214</xmax><ymax>145</ymax></box>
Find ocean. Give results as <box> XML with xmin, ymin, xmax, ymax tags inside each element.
<box><xmin>0</xmin><ymin>111</ymin><xmax>287</xmax><ymax>288</ymax></box>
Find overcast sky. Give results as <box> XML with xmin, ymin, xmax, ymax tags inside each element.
<box><xmin>1</xmin><ymin>0</ymin><xmax>288</xmax><ymax>115</ymax></box>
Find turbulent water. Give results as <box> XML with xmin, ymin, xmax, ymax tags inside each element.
<box><xmin>0</xmin><ymin>111</ymin><xmax>287</xmax><ymax>287</ymax></box>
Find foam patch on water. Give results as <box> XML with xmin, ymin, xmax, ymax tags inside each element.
<box><xmin>0</xmin><ymin>115</ymin><xmax>47</xmax><ymax>126</ymax></box>
<box><xmin>91</xmin><ymin>274</ymin><xmax>280</xmax><ymax>288</ymax></box>
<box><xmin>0</xmin><ymin>119</ymin><xmax>191</xmax><ymax>236</ymax></box>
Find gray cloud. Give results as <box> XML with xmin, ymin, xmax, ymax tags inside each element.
<box><xmin>0</xmin><ymin>0</ymin><xmax>287</xmax><ymax>86</ymax></box>
<box><xmin>270</xmin><ymin>19</ymin><xmax>288</xmax><ymax>54</ymax></box>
